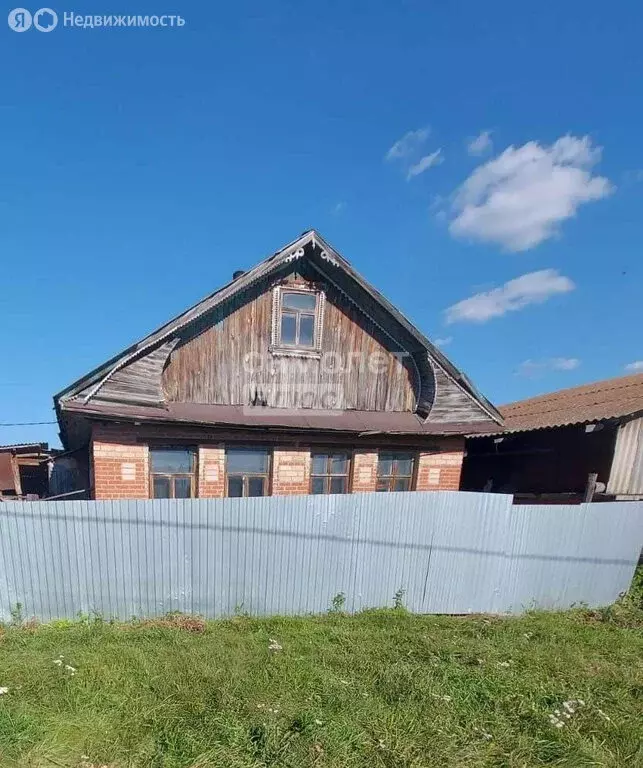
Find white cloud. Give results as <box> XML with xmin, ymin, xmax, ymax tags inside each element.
<box><xmin>467</xmin><ymin>130</ymin><xmax>493</xmax><ymax>156</ymax></box>
<box><xmin>433</xmin><ymin>336</ymin><xmax>453</xmax><ymax>347</ymax></box>
<box><xmin>331</xmin><ymin>201</ymin><xmax>346</xmax><ymax>215</ymax></box>
<box><xmin>444</xmin><ymin>269</ymin><xmax>575</xmax><ymax>324</ymax></box>
<box><xmin>517</xmin><ymin>358</ymin><xmax>581</xmax><ymax>377</ymax></box>
<box><xmin>625</xmin><ymin>361</ymin><xmax>643</xmax><ymax>372</ymax></box>
<box><xmin>449</xmin><ymin>135</ymin><xmax>614</xmax><ymax>251</ymax></box>
<box><xmin>386</xmin><ymin>128</ymin><xmax>430</xmax><ymax>161</ymax></box>
<box><xmin>406</xmin><ymin>149</ymin><xmax>443</xmax><ymax>179</ymax></box>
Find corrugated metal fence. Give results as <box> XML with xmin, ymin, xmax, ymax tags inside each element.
<box><xmin>0</xmin><ymin>492</ymin><xmax>641</xmax><ymax>621</ymax></box>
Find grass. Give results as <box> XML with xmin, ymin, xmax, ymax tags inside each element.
<box><xmin>0</xmin><ymin>572</ymin><xmax>641</xmax><ymax>768</ymax></box>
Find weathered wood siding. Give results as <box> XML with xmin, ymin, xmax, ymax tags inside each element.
<box><xmin>162</xmin><ymin>281</ymin><xmax>418</xmax><ymax>411</ymax></box>
<box><xmin>426</xmin><ymin>363</ymin><xmax>492</xmax><ymax>423</ymax></box>
<box><xmin>80</xmin><ymin>340</ymin><xmax>178</xmax><ymax>406</ymax></box>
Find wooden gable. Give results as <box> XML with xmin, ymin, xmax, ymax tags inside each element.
<box><xmin>56</xmin><ymin>230</ymin><xmax>502</xmax><ymax>430</ymax></box>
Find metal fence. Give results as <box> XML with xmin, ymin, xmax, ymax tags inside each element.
<box><xmin>0</xmin><ymin>492</ymin><xmax>641</xmax><ymax>622</ymax></box>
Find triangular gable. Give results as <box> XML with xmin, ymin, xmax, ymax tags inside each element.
<box><xmin>55</xmin><ymin>230</ymin><xmax>502</xmax><ymax>425</ymax></box>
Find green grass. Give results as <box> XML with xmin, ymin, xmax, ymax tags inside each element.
<box><xmin>0</xmin><ymin>573</ymin><xmax>642</xmax><ymax>768</ymax></box>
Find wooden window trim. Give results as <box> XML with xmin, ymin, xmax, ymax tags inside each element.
<box><xmin>149</xmin><ymin>446</ymin><xmax>197</xmax><ymax>499</ymax></box>
<box><xmin>224</xmin><ymin>446</ymin><xmax>273</xmax><ymax>498</ymax></box>
<box><xmin>376</xmin><ymin>451</ymin><xmax>418</xmax><ymax>492</ymax></box>
<box><xmin>310</xmin><ymin>449</ymin><xmax>353</xmax><ymax>494</ymax></box>
<box><xmin>270</xmin><ymin>286</ymin><xmax>325</xmax><ymax>356</ymax></box>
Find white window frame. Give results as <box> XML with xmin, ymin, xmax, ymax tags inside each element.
<box><xmin>270</xmin><ymin>285</ymin><xmax>325</xmax><ymax>357</ymax></box>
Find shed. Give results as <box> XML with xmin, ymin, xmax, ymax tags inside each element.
<box><xmin>462</xmin><ymin>373</ymin><xmax>643</xmax><ymax>503</ymax></box>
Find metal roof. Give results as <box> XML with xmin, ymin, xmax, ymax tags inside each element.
<box><xmin>475</xmin><ymin>373</ymin><xmax>643</xmax><ymax>436</ymax></box>
<box><xmin>62</xmin><ymin>400</ymin><xmax>497</xmax><ymax>436</ymax></box>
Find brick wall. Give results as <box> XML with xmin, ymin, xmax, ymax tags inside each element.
<box><xmin>92</xmin><ymin>424</ymin><xmax>149</xmax><ymax>500</ymax></box>
<box><xmin>272</xmin><ymin>448</ymin><xmax>310</xmax><ymax>495</ymax></box>
<box><xmin>416</xmin><ymin>442</ymin><xmax>465</xmax><ymax>491</ymax></box>
<box><xmin>198</xmin><ymin>445</ymin><xmax>225</xmax><ymax>498</ymax></box>
<box><xmin>351</xmin><ymin>450</ymin><xmax>379</xmax><ymax>492</ymax></box>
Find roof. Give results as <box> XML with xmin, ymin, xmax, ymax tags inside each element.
<box><xmin>55</xmin><ymin>229</ymin><xmax>501</xmax><ymax>425</ymax></box>
<box><xmin>0</xmin><ymin>443</ymin><xmax>49</xmax><ymax>453</ymax></box>
<box><xmin>492</xmin><ymin>373</ymin><xmax>643</xmax><ymax>434</ymax></box>
<box><xmin>61</xmin><ymin>399</ymin><xmax>496</xmax><ymax>436</ymax></box>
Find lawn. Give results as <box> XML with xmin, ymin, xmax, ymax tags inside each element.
<box><xmin>0</xmin><ymin>574</ymin><xmax>641</xmax><ymax>768</ymax></box>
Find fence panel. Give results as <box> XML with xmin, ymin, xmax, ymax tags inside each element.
<box><xmin>0</xmin><ymin>493</ymin><xmax>641</xmax><ymax>621</ymax></box>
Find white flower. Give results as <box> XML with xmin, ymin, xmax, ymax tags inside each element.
<box><xmin>497</xmin><ymin>661</ymin><xmax>511</xmax><ymax>668</ymax></box>
<box><xmin>268</xmin><ymin>639</ymin><xmax>282</xmax><ymax>651</ymax></box>
<box><xmin>0</xmin><ymin>687</ymin><xmax>9</xmax><ymax>695</ymax></box>
<box><xmin>65</xmin><ymin>665</ymin><xmax>76</xmax><ymax>673</ymax></box>
<box><xmin>314</xmin><ymin>719</ymin><xmax>323</xmax><ymax>725</ymax></box>
<box><xmin>53</xmin><ymin>659</ymin><xmax>63</xmax><ymax>666</ymax></box>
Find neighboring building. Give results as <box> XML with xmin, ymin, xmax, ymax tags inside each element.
<box><xmin>54</xmin><ymin>230</ymin><xmax>502</xmax><ymax>500</ymax></box>
<box><xmin>462</xmin><ymin>373</ymin><xmax>643</xmax><ymax>503</ymax></box>
<box><xmin>0</xmin><ymin>443</ymin><xmax>52</xmax><ymax>499</ymax></box>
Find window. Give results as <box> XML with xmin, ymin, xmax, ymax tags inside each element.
<box><xmin>150</xmin><ymin>447</ymin><xmax>196</xmax><ymax>498</ymax></box>
<box><xmin>377</xmin><ymin>452</ymin><xmax>415</xmax><ymax>492</ymax></box>
<box><xmin>226</xmin><ymin>447</ymin><xmax>270</xmax><ymax>497</ymax></box>
<box><xmin>311</xmin><ymin>452</ymin><xmax>350</xmax><ymax>494</ymax></box>
<box><xmin>272</xmin><ymin>287</ymin><xmax>324</xmax><ymax>352</ymax></box>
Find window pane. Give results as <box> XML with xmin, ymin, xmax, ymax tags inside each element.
<box><xmin>280</xmin><ymin>312</ymin><xmax>297</xmax><ymax>344</ymax></box>
<box><xmin>330</xmin><ymin>454</ymin><xmax>348</xmax><ymax>475</ymax></box>
<box><xmin>312</xmin><ymin>454</ymin><xmax>328</xmax><ymax>475</ymax></box>
<box><xmin>311</xmin><ymin>477</ymin><xmax>326</xmax><ymax>494</ymax></box>
<box><xmin>299</xmin><ymin>314</ymin><xmax>315</xmax><ymax>346</ymax></box>
<box><xmin>174</xmin><ymin>477</ymin><xmax>192</xmax><ymax>499</ymax></box>
<box><xmin>226</xmin><ymin>448</ymin><xmax>269</xmax><ymax>474</ymax></box>
<box><xmin>282</xmin><ymin>292</ymin><xmax>316</xmax><ymax>311</ymax></box>
<box><xmin>376</xmin><ymin>479</ymin><xmax>390</xmax><ymax>492</ymax></box>
<box><xmin>227</xmin><ymin>476</ymin><xmax>243</xmax><ymax>497</ymax></box>
<box><xmin>330</xmin><ymin>477</ymin><xmax>347</xmax><ymax>494</ymax></box>
<box><xmin>378</xmin><ymin>455</ymin><xmax>393</xmax><ymax>477</ymax></box>
<box><xmin>395</xmin><ymin>455</ymin><xmax>414</xmax><ymax>476</ymax></box>
<box><xmin>151</xmin><ymin>448</ymin><xmax>194</xmax><ymax>474</ymax></box>
<box><xmin>153</xmin><ymin>476</ymin><xmax>171</xmax><ymax>498</ymax></box>
<box><xmin>248</xmin><ymin>477</ymin><xmax>266</xmax><ymax>497</ymax></box>
<box><xmin>394</xmin><ymin>477</ymin><xmax>411</xmax><ymax>492</ymax></box>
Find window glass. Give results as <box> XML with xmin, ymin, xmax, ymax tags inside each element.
<box><xmin>299</xmin><ymin>315</ymin><xmax>315</xmax><ymax>346</ymax></box>
<box><xmin>312</xmin><ymin>454</ymin><xmax>327</xmax><ymax>475</ymax></box>
<box><xmin>311</xmin><ymin>477</ymin><xmax>325</xmax><ymax>494</ymax></box>
<box><xmin>226</xmin><ymin>448</ymin><xmax>269</xmax><ymax>474</ymax></box>
<box><xmin>151</xmin><ymin>448</ymin><xmax>194</xmax><ymax>474</ymax></box>
<box><xmin>174</xmin><ymin>477</ymin><xmax>192</xmax><ymax>498</ymax></box>
<box><xmin>227</xmin><ymin>476</ymin><xmax>243</xmax><ymax>497</ymax></box>
<box><xmin>377</xmin><ymin>452</ymin><xmax>415</xmax><ymax>493</ymax></box>
<box><xmin>280</xmin><ymin>313</ymin><xmax>297</xmax><ymax>344</ymax></box>
<box><xmin>330</xmin><ymin>455</ymin><xmax>348</xmax><ymax>474</ymax></box>
<box><xmin>153</xmin><ymin>476</ymin><xmax>171</xmax><ymax>498</ymax></box>
<box><xmin>311</xmin><ymin>451</ymin><xmax>350</xmax><ymax>495</ymax></box>
<box><xmin>282</xmin><ymin>292</ymin><xmax>316</xmax><ymax>311</ymax></box>
<box><xmin>330</xmin><ymin>477</ymin><xmax>347</xmax><ymax>494</ymax></box>
<box><xmin>248</xmin><ymin>477</ymin><xmax>266</xmax><ymax>497</ymax></box>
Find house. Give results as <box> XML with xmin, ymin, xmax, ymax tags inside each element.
<box><xmin>53</xmin><ymin>230</ymin><xmax>502</xmax><ymax>500</ymax></box>
<box><xmin>0</xmin><ymin>443</ymin><xmax>52</xmax><ymax>500</ymax></box>
<box><xmin>462</xmin><ymin>373</ymin><xmax>643</xmax><ymax>503</ymax></box>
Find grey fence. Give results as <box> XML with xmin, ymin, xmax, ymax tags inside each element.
<box><xmin>0</xmin><ymin>492</ymin><xmax>641</xmax><ymax>622</ymax></box>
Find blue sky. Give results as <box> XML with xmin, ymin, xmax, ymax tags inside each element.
<box><xmin>1</xmin><ymin>0</ymin><xmax>642</xmax><ymax>448</ymax></box>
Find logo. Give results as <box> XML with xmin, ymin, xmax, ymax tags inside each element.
<box><xmin>8</xmin><ymin>7</ymin><xmax>58</xmax><ymax>31</ymax></box>
<box><xmin>8</xmin><ymin>7</ymin><xmax>32</xmax><ymax>30</ymax></box>
<box><xmin>34</xmin><ymin>7</ymin><xmax>57</xmax><ymax>30</ymax></box>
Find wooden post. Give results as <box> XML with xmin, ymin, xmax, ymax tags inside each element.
<box><xmin>583</xmin><ymin>472</ymin><xmax>598</xmax><ymax>503</ymax></box>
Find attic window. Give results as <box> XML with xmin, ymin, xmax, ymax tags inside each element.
<box><xmin>271</xmin><ymin>286</ymin><xmax>324</xmax><ymax>355</ymax></box>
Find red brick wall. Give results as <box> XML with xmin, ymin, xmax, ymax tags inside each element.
<box><xmin>197</xmin><ymin>445</ymin><xmax>225</xmax><ymax>498</ymax></box>
<box><xmin>272</xmin><ymin>448</ymin><xmax>310</xmax><ymax>495</ymax></box>
<box><xmin>416</xmin><ymin>440</ymin><xmax>465</xmax><ymax>491</ymax></box>
<box><xmin>91</xmin><ymin>423</ymin><xmax>465</xmax><ymax>498</ymax></box>
<box><xmin>351</xmin><ymin>450</ymin><xmax>379</xmax><ymax>492</ymax></box>
<box><xmin>92</xmin><ymin>424</ymin><xmax>149</xmax><ymax>500</ymax></box>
